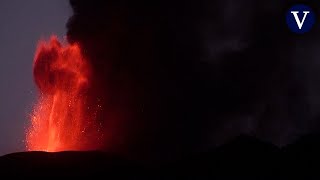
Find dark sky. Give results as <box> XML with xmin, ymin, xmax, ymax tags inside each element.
<box><xmin>0</xmin><ymin>0</ymin><xmax>70</xmax><ymax>155</ymax></box>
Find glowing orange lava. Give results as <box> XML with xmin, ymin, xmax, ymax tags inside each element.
<box><xmin>26</xmin><ymin>36</ymin><xmax>103</xmax><ymax>152</ymax></box>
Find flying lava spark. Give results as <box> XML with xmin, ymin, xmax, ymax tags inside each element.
<box><xmin>26</xmin><ymin>36</ymin><xmax>104</xmax><ymax>152</ymax></box>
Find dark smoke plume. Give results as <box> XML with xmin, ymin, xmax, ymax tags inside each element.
<box><xmin>66</xmin><ymin>0</ymin><xmax>320</xmax><ymax>161</ymax></box>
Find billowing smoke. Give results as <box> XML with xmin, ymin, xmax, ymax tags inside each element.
<box><xmin>29</xmin><ymin>0</ymin><xmax>320</xmax><ymax>161</ymax></box>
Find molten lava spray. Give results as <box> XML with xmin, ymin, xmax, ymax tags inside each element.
<box><xmin>26</xmin><ymin>36</ymin><xmax>104</xmax><ymax>152</ymax></box>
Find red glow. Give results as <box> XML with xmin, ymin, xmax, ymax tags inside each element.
<box><xmin>26</xmin><ymin>36</ymin><xmax>103</xmax><ymax>152</ymax></box>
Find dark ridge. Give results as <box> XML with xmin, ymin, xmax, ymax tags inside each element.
<box><xmin>1</xmin><ymin>135</ymin><xmax>320</xmax><ymax>178</ymax></box>
<box><xmin>0</xmin><ymin>151</ymin><xmax>147</xmax><ymax>177</ymax></box>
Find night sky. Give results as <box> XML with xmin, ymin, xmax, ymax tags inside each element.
<box><xmin>0</xmin><ymin>0</ymin><xmax>70</xmax><ymax>155</ymax></box>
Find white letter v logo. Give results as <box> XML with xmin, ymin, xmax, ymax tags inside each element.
<box><xmin>291</xmin><ymin>11</ymin><xmax>310</xmax><ymax>29</ymax></box>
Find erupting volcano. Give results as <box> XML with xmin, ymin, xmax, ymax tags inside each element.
<box><xmin>26</xmin><ymin>36</ymin><xmax>104</xmax><ymax>152</ymax></box>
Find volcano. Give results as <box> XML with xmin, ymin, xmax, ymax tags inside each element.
<box><xmin>2</xmin><ymin>0</ymin><xmax>320</xmax><ymax>177</ymax></box>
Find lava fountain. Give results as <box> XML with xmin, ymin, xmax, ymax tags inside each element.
<box><xmin>26</xmin><ymin>36</ymin><xmax>104</xmax><ymax>152</ymax></box>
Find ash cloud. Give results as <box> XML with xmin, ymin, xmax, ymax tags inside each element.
<box><xmin>66</xmin><ymin>0</ymin><xmax>320</xmax><ymax>160</ymax></box>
